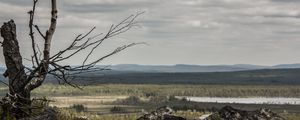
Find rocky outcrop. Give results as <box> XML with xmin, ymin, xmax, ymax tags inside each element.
<box><xmin>204</xmin><ymin>106</ymin><xmax>285</xmax><ymax>120</ymax></box>
<box><xmin>137</xmin><ymin>106</ymin><xmax>186</xmax><ymax>120</ymax></box>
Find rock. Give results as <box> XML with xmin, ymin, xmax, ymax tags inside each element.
<box><xmin>196</xmin><ymin>114</ymin><xmax>212</xmax><ymax>120</ymax></box>
<box><xmin>19</xmin><ymin>107</ymin><xmax>58</xmax><ymax>120</ymax></box>
<box><xmin>163</xmin><ymin>114</ymin><xmax>186</xmax><ymax>120</ymax></box>
<box><xmin>137</xmin><ymin>106</ymin><xmax>186</xmax><ymax>120</ymax></box>
<box><xmin>73</xmin><ymin>116</ymin><xmax>88</xmax><ymax>120</ymax></box>
<box><xmin>204</xmin><ymin>106</ymin><xmax>285</xmax><ymax>120</ymax></box>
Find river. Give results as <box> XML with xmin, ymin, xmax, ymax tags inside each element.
<box><xmin>177</xmin><ymin>97</ymin><xmax>300</xmax><ymax>105</ymax></box>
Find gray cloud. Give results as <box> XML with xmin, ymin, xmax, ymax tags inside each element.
<box><xmin>271</xmin><ymin>0</ymin><xmax>300</xmax><ymax>3</ymax></box>
<box><xmin>0</xmin><ymin>0</ymin><xmax>300</xmax><ymax>65</ymax></box>
<box><xmin>0</xmin><ymin>0</ymin><xmax>32</xmax><ymax>6</ymax></box>
<box><xmin>63</xmin><ymin>2</ymin><xmax>156</xmax><ymax>13</ymax></box>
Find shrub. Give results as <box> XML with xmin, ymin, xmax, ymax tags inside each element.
<box><xmin>70</xmin><ymin>104</ymin><xmax>86</xmax><ymax>112</ymax></box>
<box><xmin>118</xmin><ymin>96</ymin><xmax>141</xmax><ymax>105</ymax></box>
<box><xmin>145</xmin><ymin>92</ymin><xmax>157</xmax><ymax>97</ymax></box>
<box><xmin>149</xmin><ymin>95</ymin><xmax>169</xmax><ymax>103</ymax></box>
<box><xmin>110</xmin><ymin>106</ymin><xmax>126</xmax><ymax>113</ymax></box>
<box><xmin>181</xmin><ymin>97</ymin><xmax>189</xmax><ymax>102</ymax></box>
<box><xmin>168</xmin><ymin>95</ymin><xmax>180</xmax><ymax>101</ymax></box>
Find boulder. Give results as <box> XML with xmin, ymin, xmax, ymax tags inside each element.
<box><xmin>204</xmin><ymin>106</ymin><xmax>285</xmax><ymax>120</ymax></box>
<box><xmin>137</xmin><ymin>106</ymin><xmax>186</xmax><ymax>120</ymax></box>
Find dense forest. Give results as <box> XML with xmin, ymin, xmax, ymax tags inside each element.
<box><xmin>48</xmin><ymin>68</ymin><xmax>300</xmax><ymax>85</ymax></box>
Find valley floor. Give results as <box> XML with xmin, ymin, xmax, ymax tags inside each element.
<box><xmin>1</xmin><ymin>84</ymin><xmax>299</xmax><ymax>120</ymax></box>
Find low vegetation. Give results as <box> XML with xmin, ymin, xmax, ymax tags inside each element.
<box><xmin>57</xmin><ymin>107</ymin><xmax>205</xmax><ymax>120</ymax></box>
<box><xmin>110</xmin><ymin>106</ymin><xmax>127</xmax><ymax>113</ymax></box>
<box><xmin>0</xmin><ymin>84</ymin><xmax>299</xmax><ymax>119</ymax></box>
<box><xmin>70</xmin><ymin>104</ymin><xmax>86</xmax><ymax>112</ymax></box>
<box><xmin>28</xmin><ymin>84</ymin><xmax>300</xmax><ymax>98</ymax></box>
<box><xmin>281</xmin><ymin>113</ymin><xmax>300</xmax><ymax>120</ymax></box>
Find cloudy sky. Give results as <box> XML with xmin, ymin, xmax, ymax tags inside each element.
<box><xmin>0</xmin><ymin>0</ymin><xmax>300</xmax><ymax>66</ymax></box>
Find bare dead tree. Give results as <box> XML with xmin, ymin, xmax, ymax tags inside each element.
<box><xmin>0</xmin><ymin>0</ymin><xmax>143</xmax><ymax>119</ymax></box>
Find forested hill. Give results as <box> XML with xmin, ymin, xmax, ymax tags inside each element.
<box><xmin>96</xmin><ymin>64</ymin><xmax>300</xmax><ymax>72</ymax></box>
<box><xmin>47</xmin><ymin>68</ymin><xmax>300</xmax><ymax>85</ymax></box>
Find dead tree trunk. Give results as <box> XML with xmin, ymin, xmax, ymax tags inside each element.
<box><xmin>1</xmin><ymin>20</ymin><xmax>30</xmax><ymax>119</ymax></box>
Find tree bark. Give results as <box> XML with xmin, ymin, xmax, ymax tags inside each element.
<box><xmin>0</xmin><ymin>1</ymin><xmax>57</xmax><ymax>119</ymax></box>
<box><xmin>24</xmin><ymin>0</ymin><xmax>57</xmax><ymax>92</ymax></box>
<box><xmin>1</xmin><ymin>20</ymin><xmax>30</xmax><ymax>119</ymax></box>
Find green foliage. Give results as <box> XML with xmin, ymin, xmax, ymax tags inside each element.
<box><xmin>280</xmin><ymin>113</ymin><xmax>300</xmax><ymax>120</ymax></box>
<box><xmin>117</xmin><ymin>96</ymin><xmax>141</xmax><ymax>105</ymax></box>
<box><xmin>149</xmin><ymin>95</ymin><xmax>169</xmax><ymax>103</ymax></box>
<box><xmin>70</xmin><ymin>104</ymin><xmax>86</xmax><ymax>112</ymax></box>
<box><xmin>168</xmin><ymin>95</ymin><xmax>179</xmax><ymax>101</ymax></box>
<box><xmin>110</xmin><ymin>106</ymin><xmax>126</xmax><ymax>113</ymax></box>
<box><xmin>144</xmin><ymin>92</ymin><xmax>157</xmax><ymax>98</ymax></box>
<box><xmin>181</xmin><ymin>97</ymin><xmax>188</xmax><ymax>102</ymax></box>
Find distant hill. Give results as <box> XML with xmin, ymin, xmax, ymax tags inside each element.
<box><xmin>0</xmin><ymin>64</ymin><xmax>300</xmax><ymax>85</ymax></box>
<box><xmin>99</xmin><ymin>64</ymin><xmax>300</xmax><ymax>73</ymax></box>
<box><xmin>55</xmin><ymin>68</ymin><xmax>300</xmax><ymax>85</ymax></box>
<box><xmin>103</xmin><ymin>64</ymin><xmax>267</xmax><ymax>73</ymax></box>
<box><xmin>273</xmin><ymin>63</ymin><xmax>300</xmax><ymax>69</ymax></box>
<box><xmin>1</xmin><ymin>63</ymin><xmax>300</xmax><ymax>73</ymax></box>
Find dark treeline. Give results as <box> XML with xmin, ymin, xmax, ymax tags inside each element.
<box><xmin>45</xmin><ymin>68</ymin><xmax>300</xmax><ymax>85</ymax></box>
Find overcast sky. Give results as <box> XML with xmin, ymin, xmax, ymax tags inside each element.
<box><xmin>0</xmin><ymin>0</ymin><xmax>300</xmax><ymax>66</ymax></box>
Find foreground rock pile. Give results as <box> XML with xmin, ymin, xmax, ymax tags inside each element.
<box><xmin>19</xmin><ymin>105</ymin><xmax>285</xmax><ymax>120</ymax></box>
<box><xmin>204</xmin><ymin>106</ymin><xmax>285</xmax><ymax>120</ymax></box>
<box><xmin>138</xmin><ymin>106</ymin><xmax>285</xmax><ymax>120</ymax></box>
<box><xmin>137</xmin><ymin>106</ymin><xmax>186</xmax><ymax>120</ymax></box>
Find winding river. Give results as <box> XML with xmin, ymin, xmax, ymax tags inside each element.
<box><xmin>178</xmin><ymin>97</ymin><xmax>300</xmax><ymax>105</ymax></box>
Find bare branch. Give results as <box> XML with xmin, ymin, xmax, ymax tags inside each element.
<box><xmin>45</xmin><ymin>12</ymin><xmax>144</xmax><ymax>84</ymax></box>
<box><xmin>34</xmin><ymin>25</ymin><xmax>46</xmax><ymax>39</ymax></box>
<box><xmin>28</xmin><ymin>0</ymin><xmax>39</xmax><ymax>67</ymax></box>
<box><xmin>50</xmin><ymin>12</ymin><xmax>144</xmax><ymax>64</ymax></box>
<box><xmin>49</xmin><ymin>27</ymin><xmax>97</xmax><ymax>61</ymax></box>
<box><xmin>25</xmin><ymin>0</ymin><xmax>58</xmax><ymax>91</ymax></box>
<box><xmin>48</xmin><ymin>42</ymin><xmax>143</xmax><ymax>84</ymax></box>
<box><xmin>44</xmin><ymin>0</ymin><xmax>57</xmax><ymax>61</ymax></box>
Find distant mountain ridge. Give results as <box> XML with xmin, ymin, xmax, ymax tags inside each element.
<box><xmin>101</xmin><ymin>63</ymin><xmax>300</xmax><ymax>73</ymax></box>
<box><xmin>68</xmin><ymin>68</ymin><xmax>300</xmax><ymax>85</ymax></box>
<box><xmin>0</xmin><ymin>63</ymin><xmax>300</xmax><ymax>74</ymax></box>
<box><xmin>0</xmin><ymin>64</ymin><xmax>298</xmax><ymax>85</ymax></box>
<box><xmin>273</xmin><ymin>63</ymin><xmax>300</xmax><ymax>69</ymax></box>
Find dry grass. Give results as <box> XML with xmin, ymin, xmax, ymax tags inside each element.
<box><xmin>50</xmin><ymin>96</ymin><xmax>127</xmax><ymax>107</ymax></box>
<box><xmin>57</xmin><ymin>108</ymin><xmax>205</xmax><ymax>120</ymax></box>
<box><xmin>30</xmin><ymin>84</ymin><xmax>300</xmax><ymax>98</ymax></box>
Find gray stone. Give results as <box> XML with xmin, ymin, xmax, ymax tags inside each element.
<box><xmin>204</xmin><ymin>106</ymin><xmax>285</xmax><ymax>120</ymax></box>
<box><xmin>137</xmin><ymin>106</ymin><xmax>186</xmax><ymax>120</ymax></box>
